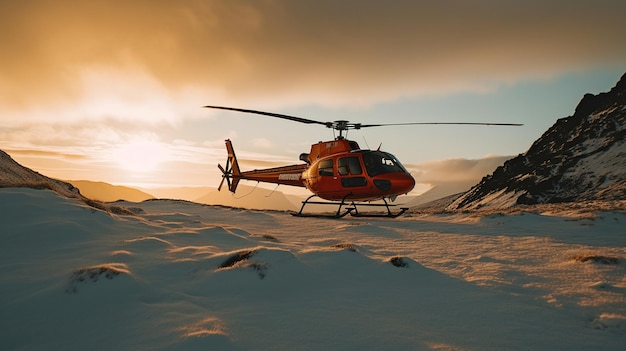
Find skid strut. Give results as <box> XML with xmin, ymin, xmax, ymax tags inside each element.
<box><xmin>292</xmin><ymin>195</ymin><xmax>408</xmax><ymax>219</ymax></box>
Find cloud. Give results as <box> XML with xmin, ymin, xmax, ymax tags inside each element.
<box><xmin>1</xmin><ymin>0</ymin><xmax>625</xmax><ymax>123</ymax></box>
<box><xmin>4</xmin><ymin>149</ymin><xmax>88</xmax><ymax>161</ymax></box>
<box><xmin>251</xmin><ymin>138</ymin><xmax>273</xmax><ymax>149</ymax></box>
<box><xmin>1</xmin><ymin>0</ymin><xmax>623</xmax><ymax>189</ymax></box>
<box><xmin>407</xmin><ymin>155</ymin><xmax>512</xmax><ymax>186</ymax></box>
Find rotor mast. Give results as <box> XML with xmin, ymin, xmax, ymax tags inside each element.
<box><xmin>328</xmin><ymin>120</ymin><xmax>362</xmax><ymax>139</ymax></box>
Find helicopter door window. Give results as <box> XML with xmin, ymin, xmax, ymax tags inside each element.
<box><xmin>338</xmin><ymin>157</ymin><xmax>362</xmax><ymax>176</ymax></box>
<box><xmin>318</xmin><ymin>159</ymin><xmax>334</xmax><ymax>176</ymax></box>
<box><xmin>338</xmin><ymin>157</ymin><xmax>366</xmax><ymax>188</ymax></box>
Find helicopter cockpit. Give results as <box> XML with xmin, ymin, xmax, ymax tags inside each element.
<box><xmin>361</xmin><ymin>151</ymin><xmax>408</xmax><ymax>177</ymax></box>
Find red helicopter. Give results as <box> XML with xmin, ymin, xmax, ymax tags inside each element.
<box><xmin>205</xmin><ymin>105</ymin><xmax>521</xmax><ymax>218</ymax></box>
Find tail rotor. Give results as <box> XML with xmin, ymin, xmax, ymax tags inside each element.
<box><xmin>217</xmin><ymin>161</ymin><xmax>231</xmax><ymax>192</ymax></box>
<box><xmin>217</xmin><ymin>139</ymin><xmax>241</xmax><ymax>193</ymax></box>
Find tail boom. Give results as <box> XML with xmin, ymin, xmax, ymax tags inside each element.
<box><xmin>240</xmin><ymin>164</ymin><xmax>308</xmax><ymax>188</ymax></box>
<box><xmin>219</xmin><ymin>139</ymin><xmax>307</xmax><ymax>193</ymax></box>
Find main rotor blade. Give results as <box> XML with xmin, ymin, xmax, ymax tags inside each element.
<box><xmin>358</xmin><ymin>122</ymin><xmax>523</xmax><ymax>128</ymax></box>
<box><xmin>204</xmin><ymin>105</ymin><xmax>329</xmax><ymax>127</ymax></box>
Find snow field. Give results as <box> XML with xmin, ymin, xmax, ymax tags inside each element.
<box><xmin>1</xmin><ymin>188</ymin><xmax>624</xmax><ymax>350</ymax></box>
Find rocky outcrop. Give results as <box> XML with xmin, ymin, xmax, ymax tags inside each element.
<box><xmin>448</xmin><ymin>73</ymin><xmax>626</xmax><ymax>210</ymax></box>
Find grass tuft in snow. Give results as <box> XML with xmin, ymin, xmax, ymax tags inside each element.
<box><xmin>82</xmin><ymin>198</ymin><xmax>110</xmax><ymax>212</ymax></box>
<box><xmin>389</xmin><ymin>256</ymin><xmax>409</xmax><ymax>268</ymax></box>
<box><xmin>218</xmin><ymin>249</ymin><xmax>268</xmax><ymax>279</ymax></box>
<box><xmin>66</xmin><ymin>263</ymin><xmax>130</xmax><ymax>293</ymax></box>
<box><xmin>108</xmin><ymin>205</ymin><xmax>138</xmax><ymax>215</ymax></box>
<box><xmin>219</xmin><ymin>249</ymin><xmax>257</xmax><ymax>268</ymax></box>
<box><xmin>332</xmin><ymin>242</ymin><xmax>358</xmax><ymax>252</ymax></box>
<box><xmin>82</xmin><ymin>198</ymin><xmax>138</xmax><ymax>216</ymax></box>
<box><xmin>572</xmin><ymin>254</ymin><xmax>620</xmax><ymax>265</ymax></box>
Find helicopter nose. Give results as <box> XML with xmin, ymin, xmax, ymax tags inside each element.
<box><xmin>374</xmin><ymin>173</ymin><xmax>415</xmax><ymax>195</ymax></box>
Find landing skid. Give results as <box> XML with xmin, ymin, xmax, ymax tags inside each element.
<box><xmin>292</xmin><ymin>195</ymin><xmax>408</xmax><ymax>219</ymax></box>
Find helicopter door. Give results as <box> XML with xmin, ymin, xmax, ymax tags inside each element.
<box><xmin>313</xmin><ymin>158</ymin><xmax>341</xmax><ymax>194</ymax></box>
<box><xmin>338</xmin><ymin>157</ymin><xmax>367</xmax><ymax>188</ymax></box>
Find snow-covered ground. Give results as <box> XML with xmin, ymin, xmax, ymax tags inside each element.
<box><xmin>1</xmin><ymin>188</ymin><xmax>624</xmax><ymax>350</ymax></box>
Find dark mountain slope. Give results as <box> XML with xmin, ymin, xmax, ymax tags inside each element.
<box><xmin>448</xmin><ymin>73</ymin><xmax>626</xmax><ymax>210</ymax></box>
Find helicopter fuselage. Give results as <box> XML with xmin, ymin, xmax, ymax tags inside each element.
<box><xmin>301</xmin><ymin>140</ymin><xmax>415</xmax><ymax>201</ymax></box>
<box><xmin>222</xmin><ymin>138</ymin><xmax>415</xmax><ymax>202</ymax></box>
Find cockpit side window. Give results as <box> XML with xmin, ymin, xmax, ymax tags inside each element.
<box><xmin>338</xmin><ymin>157</ymin><xmax>362</xmax><ymax>176</ymax></box>
<box><xmin>362</xmin><ymin>151</ymin><xmax>407</xmax><ymax>176</ymax></box>
<box><xmin>318</xmin><ymin>159</ymin><xmax>334</xmax><ymax>176</ymax></box>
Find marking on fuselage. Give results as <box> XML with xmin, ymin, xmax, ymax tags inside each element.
<box><xmin>278</xmin><ymin>174</ymin><xmax>301</xmax><ymax>181</ymax></box>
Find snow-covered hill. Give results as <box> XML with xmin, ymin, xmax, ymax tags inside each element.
<box><xmin>1</xmin><ymin>187</ymin><xmax>625</xmax><ymax>350</ymax></box>
<box><xmin>449</xmin><ymin>73</ymin><xmax>626</xmax><ymax>210</ymax></box>
<box><xmin>0</xmin><ymin>149</ymin><xmax>82</xmax><ymax>199</ymax></box>
<box><xmin>0</xmin><ymin>150</ymin><xmax>144</xmax><ymax>216</ymax></box>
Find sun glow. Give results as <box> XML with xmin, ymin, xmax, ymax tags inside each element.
<box><xmin>113</xmin><ymin>141</ymin><xmax>168</xmax><ymax>173</ymax></box>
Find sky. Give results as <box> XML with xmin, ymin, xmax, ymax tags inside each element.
<box><xmin>1</xmin><ymin>0</ymin><xmax>625</xmax><ymax>193</ymax></box>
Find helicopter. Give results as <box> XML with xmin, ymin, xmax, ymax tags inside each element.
<box><xmin>204</xmin><ymin>105</ymin><xmax>522</xmax><ymax>218</ymax></box>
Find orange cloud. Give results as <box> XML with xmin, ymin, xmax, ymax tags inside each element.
<box><xmin>1</xmin><ymin>1</ymin><xmax>623</xmax><ymax>188</ymax></box>
<box><xmin>1</xmin><ymin>0</ymin><xmax>625</xmax><ymax>119</ymax></box>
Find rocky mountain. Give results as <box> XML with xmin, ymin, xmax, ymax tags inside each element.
<box><xmin>0</xmin><ymin>150</ymin><xmax>83</xmax><ymax>199</ymax></box>
<box><xmin>448</xmin><ymin>73</ymin><xmax>626</xmax><ymax>210</ymax></box>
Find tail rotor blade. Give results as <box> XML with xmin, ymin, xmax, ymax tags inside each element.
<box><xmin>218</xmin><ymin>176</ymin><xmax>226</xmax><ymax>192</ymax></box>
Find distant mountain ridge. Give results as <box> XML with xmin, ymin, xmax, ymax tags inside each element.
<box><xmin>67</xmin><ymin>180</ymin><xmax>155</xmax><ymax>202</ymax></box>
<box><xmin>195</xmin><ymin>184</ymin><xmax>298</xmax><ymax>211</ymax></box>
<box><xmin>448</xmin><ymin>73</ymin><xmax>626</xmax><ymax>210</ymax></box>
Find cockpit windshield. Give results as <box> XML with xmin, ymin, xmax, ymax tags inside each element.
<box><xmin>361</xmin><ymin>151</ymin><xmax>408</xmax><ymax>176</ymax></box>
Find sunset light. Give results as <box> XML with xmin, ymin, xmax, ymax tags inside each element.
<box><xmin>112</xmin><ymin>140</ymin><xmax>168</xmax><ymax>173</ymax></box>
<box><xmin>0</xmin><ymin>0</ymin><xmax>624</xmax><ymax>191</ymax></box>
<box><xmin>1</xmin><ymin>2</ymin><xmax>625</xmax><ymax>350</ymax></box>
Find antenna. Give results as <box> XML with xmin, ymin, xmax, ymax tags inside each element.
<box><xmin>362</xmin><ymin>136</ymin><xmax>370</xmax><ymax>149</ymax></box>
